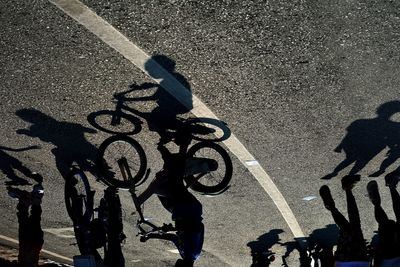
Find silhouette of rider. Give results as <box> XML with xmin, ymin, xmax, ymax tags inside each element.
<box><xmin>137</xmin><ymin>137</ymin><xmax>204</xmax><ymax>267</ymax></box>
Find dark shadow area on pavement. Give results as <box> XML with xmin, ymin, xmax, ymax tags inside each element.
<box><xmin>322</xmin><ymin>100</ymin><xmax>400</xmax><ymax>180</ymax></box>
<box><xmin>4</xmin><ymin>175</ymin><xmax>66</xmax><ymax>266</ymax></box>
<box><xmin>0</xmin><ymin>145</ymin><xmax>39</xmax><ymax>185</ymax></box>
<box><xmin>279</xmin><ymin>225</ymin><xmax>337</xmax><ymax>266</ymax></box>
<box><xmin>15</xmin><ymin>108</ymin><xmax>98</xmax><ymax>178</ymax></box>
<box><xmin>88</xmin><ymin>54</ymin><xmax>231</xmax><ymax>146</ymax></box>
<box><xmin>247</xmin><ymin>229</ymin><xmax>283</xmax><ymax>266</ymax></box>
<box><xmin>86</xmin><ymin>54</ymin><xmax>231</xmax><ymax>266</ymax></box>
<box><xmin>88</xmin><ymin>54</ymin><xmax>193</xmax><ymax>143</ymax></box>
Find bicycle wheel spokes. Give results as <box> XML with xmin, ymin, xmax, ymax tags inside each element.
<box><xmin>87</xmin><ymin>110</ymin><xmax>142</xmax><ymax>135</ymax></box>
<box><xmin>103</xmin><ymin>141</ymin><xmax>141</xmax><ymax>179</ymax></box>
<box><xmin>97</xmin><ymin>135</ymin><xmax>147</xmax><ymax>188</ymax></box>
<box><xmin>186</xmin><ymin>142</ymin><xmax>233</xmax><ymax>194</ymax></box>
<box><xmin>65</xmin><ymin>169</ymin><xmax>93</xmax><ymax>223</ymax></box>
<box><xmin>193</xmin><ymin>148</ymin><xmax>225</xmax><ymax>185</ymax></box>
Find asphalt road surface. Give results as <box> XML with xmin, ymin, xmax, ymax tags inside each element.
<box><xmin>1</xmin><ymin>0</ymin><xmax>400</xmax><ymax>266</ymax></box>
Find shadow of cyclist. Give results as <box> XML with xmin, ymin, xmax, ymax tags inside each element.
<box><xmin>15</xmin><ymin>108</ymin><xmax>97</xmax><ymax>178</ymax></box>
<box><xmin>110</xmin><ymin>54</ymin><xmax>193</xmax><ymax>144</ymax></box>
<box><xmin>322</xmin><ymin>101</ymin><xmax>400</xmax><ymax>180</ymax></box>
<box><xmin>0</xmin><ymin>145</ymin><xmax>39</xmax><ymax>185</ymax></box>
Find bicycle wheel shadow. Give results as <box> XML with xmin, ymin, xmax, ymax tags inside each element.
<box><xmin>15</xmin><ymin>108</ymin><xmax>98</xmax><ymax>179</ymax></box>
<box><xmin>0</xmin><ymin>145</ymin><xmax>39</xmax><ymax>185</ymax></box>
<box><xmin>322</xmin><ymin>100</ymin><xmax>400</xmax><ymax>180</ymax></box>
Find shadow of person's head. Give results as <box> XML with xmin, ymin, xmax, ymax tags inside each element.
<box><xmin>144</xmin><ymin>54</ymin><xmax>193</xmax><ymax>115</ymax></box>
<box><xmin>247</xmin><ymin>229</ymin><xmax>283</xmax><ymax>266</ymax></box>
<box><xmin>16</xmin><ymin>108</ymin><xmax>54</xmax><ymax>125</ymax></box>
<box><xmin>247</xmin><ymin>229</ymin><xmax>284</xmax><ymax>252</ymax></box>
<box><xmin>376</xmin><ymin>101</ymin><xmax>400</xmax><ymax>120</ymax></box>
<box><xmin>145</xmin><ymin>54</ymin><xmax>178</xmax><ymax>81</ymax></box>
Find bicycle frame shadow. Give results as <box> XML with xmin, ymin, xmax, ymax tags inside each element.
<box><xmin>87</xmin><ymin>54</ymin><xmax>194</xmax><ymax>143</ymax></box>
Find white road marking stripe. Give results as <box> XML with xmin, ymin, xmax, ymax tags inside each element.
<box><xmin>302</xmin><ymin>196</ymin><xmax>317</xmax><ymax>201</ymax></box>
<box><xmin>168</xmin><ymin>249</ymin><xmax>180</xmax><ymax>254</ymax></box>
<box><xmin>43</xmin><ymin>227</ymin><xmax>75</xmax><ymax>238</ymax></box>
<box><xmin>49</xmin><ymin>0</ymin><xmax>305</xmax><ymax>240</ymax></box>
<box><xmin>0</xmin><ymin>234</ymin><xmax>73</xmax><ymax>263</ymax></box>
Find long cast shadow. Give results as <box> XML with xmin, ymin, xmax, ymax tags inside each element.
<box><xmin>322</xmin><ymin>101</ymin><xmax>400</xmax><ymax>179</ymax></box>
<box><xmin>0</xmin><ymin>145</ymin><xmax>39</xmax><ymax>185</ymax></box>
<box><xmin>88</xmin><ymin>54</ymin><xmax>231</xmax><ymax>144</ymax></box>
<box><xmin>87</xmin><ymin>54</ymin><xmax>197</xmax><ymax>144</ymax></box>
<box><xmin>15</xmin><ymin>108</ymin><xmax>98</xmax><ymax>178</ymax></box>
<box><xmin>113</xmin><ymin>54</ymin><xmax>193</xmax><ymax>143</ymax></box>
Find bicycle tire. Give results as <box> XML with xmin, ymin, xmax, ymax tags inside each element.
<box><xmin>87</xmin><ymin>110</ymin><xmax>142</xmax><ymax>135</ymax></box>
<box><xmin>184</xmin><ymin>117</ymin><xmax>231</xmax><ymax>142</ymax></box>
<box><xmin>65</xmin><ymin>168</ymin><xmax>93</xmax><ymax>224</ymax></box>
<box><xmin>185</xmin><ymin>142</ymin><xmax>233</xmax><ymax>194</ymax></box>
<box><xmin>97</xmin><ymin>135</ymin><xmax>147</xmax><ymax>188</ymax></box>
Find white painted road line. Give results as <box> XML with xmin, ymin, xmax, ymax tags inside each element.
<box><xmin>0</xmin><ymin>234</ymin><xmax>74</xmax><ymax>264</ymax></box>
<box><xmin>49</xmin><ymin>0</ymin><xmax>305</xmax><ymax>241</ymax></box>
<box><xmin>43</xmin><ymin>227</ymin><xmax>75</xmax><ymax>238</ymax></box>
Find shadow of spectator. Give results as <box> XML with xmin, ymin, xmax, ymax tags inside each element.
<box><xmin>247</xmin><ymin>229</ymin><xmax>283</xmax><ymax>266</ymax></box>
<box><xmin>322</xmin><ymin>101</ymin><xmax>400</xmax><ymax>180</ymax></box>
<box><xmin>0</xmin><ymin>145</ymin><xmax>39</xmax><ymax>185</ymax></box>
<box><xmin>7</xmin><ymin>176</ymin><xmax>44</xmax><ymax>267</ymax></box>
<box><xmin>280</xmin><ymin>226</ymin><xmax>337</xmax><ymax>267</ymax></box>
<box><xmin>15</xmin><ymin>108</ymin><xmax>97</xmax><ymax>178</ymax></box>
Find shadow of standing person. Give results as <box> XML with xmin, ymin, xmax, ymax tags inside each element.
<box><xmin>15</xmin><ymin>108</ymin><xmax>98</xmax><ymax>178</ymax></box>
<box><xmin>322</xmin><ymin>101</ymin><xmax>400</xmax><ymax>180</ymax></box>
